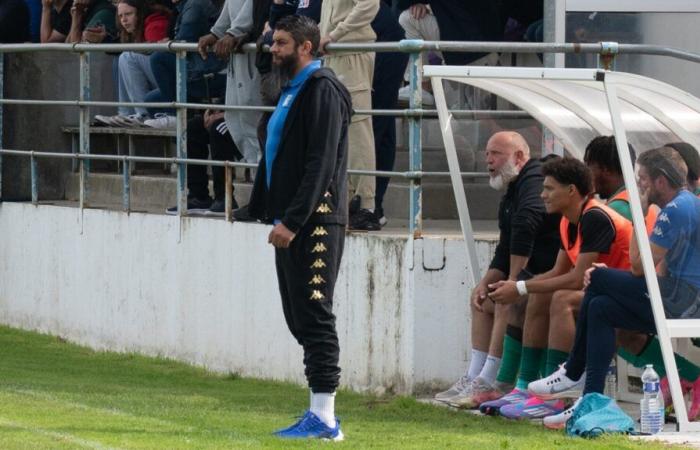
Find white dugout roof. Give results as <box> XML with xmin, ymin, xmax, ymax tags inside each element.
<box><xmin>428</xmin><ymin>66</ymin><xmax>700</xmax><ymax>159</ymax></box>
<box><xmin>424</xmin><ymin>65</ymin><xmax>700</xmax><ymax>433</ymax></box>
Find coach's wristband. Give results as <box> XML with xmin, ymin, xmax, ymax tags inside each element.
<box><xmin>516</xmin><ymin>280</ymin><xmax>528</xmax><ymax>296</ymax></box>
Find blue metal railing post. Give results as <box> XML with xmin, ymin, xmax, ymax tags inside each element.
<box><xmin>0</xmin><ymin>54</ymin><xmax>3</xmax><ymax>200</ymax></box>
<box><xmin>400</xmin><ymin>39</ymin><xmax>424</xmax><ymax>237</ymax></box>
<box><xmin>123</xmin><ymin>158</ymin><xmax>130</xmax><ymax>212</ymax></box>
<box><xmin>78</xmin><ymin>51</ymin><xmax>90</xmax><ymax>209</ymax></box>
<box><xmin>30</xmin><ymin>153</ymin><xmax>38</xmax><ymax>204</ymax></box>
<box><xmin>175</xmin><ymin>50</ymin><xmax>187</xmax><ymax>218</ymax></box>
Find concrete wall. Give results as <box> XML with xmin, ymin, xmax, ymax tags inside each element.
<box><xmin>0</xmin><ymin>203</ymin><xmax>496</xmax><ymax>394</ymax></box>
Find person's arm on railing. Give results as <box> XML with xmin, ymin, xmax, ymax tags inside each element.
<box><xmin>66</xmin><ymin>0</ymin><xmax>86</xmax><ymax>43</ymax></box>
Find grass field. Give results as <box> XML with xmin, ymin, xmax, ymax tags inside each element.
<box><xmin>0</xmin><ymin>325</ymin><xmax>675</xmax><ymax>449</ymax></box>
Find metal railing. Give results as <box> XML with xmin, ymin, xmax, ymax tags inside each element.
<box><xmin>2</xmin><ymin>40</ymin><xmax>700</xmax><ymax>236</ymax></box>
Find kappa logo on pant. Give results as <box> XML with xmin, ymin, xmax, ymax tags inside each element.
<box><xmin>310</xmin><ymin>290</ymin><xmax>325</xmax><ymax>301</ymax></box>
<box><xmin>311</xmin><ymin>226</ymin><xmax>328</xmax><ymax>237</ymax></box>
<box><xmin>309</xmin><ymin>274</ymin><xmax>326</xmax><ymax>285</ymax></box>
<box><xmin>310</xmin><ymin>259</ymin><xmax>326</xmax><ymax>269</ymax></box>
<box><xmin>311</xmin><ymin>242</ymin><xmax>328</xmax><ymax>253</ymax></box>
<box><xmin>316</xmin><ymin>203</ymin><xmax>332</xmax><ymax>214</ymax></box>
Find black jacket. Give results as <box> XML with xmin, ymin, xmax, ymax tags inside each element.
<box><xmin>248</xmin><ymin>67</ymin><xmax>352</xmax><ymax>233</ymax></box>
<box><xmin>489</xmin><ymin>158</ymin><xmax>561</xmax><ymax>276</ymax></box>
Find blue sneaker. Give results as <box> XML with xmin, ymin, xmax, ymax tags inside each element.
<box><xmin>273</xmin><ymin>410</ymin><xmax>343</xmax><ymax>441</ymax></box>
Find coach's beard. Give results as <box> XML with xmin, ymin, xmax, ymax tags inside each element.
<box><xmin>277</xmin><ymin>51</ymin><xmax>301</xmax><ymax>80</ymax></box>
<box><xmin>489</xmin><ymin>159</ymin><xmax>520</xmax><ymax>191</ymax></box>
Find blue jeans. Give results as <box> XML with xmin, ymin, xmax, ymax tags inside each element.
<box><xmin>565</xmin><ymin>268</ymin><xmax>700</xmax><ymax>394</ymax></box>
<box><xmin>119</xmin><ymin>52</ymin><xmax>158</xmax><ymax>117</ymax></box>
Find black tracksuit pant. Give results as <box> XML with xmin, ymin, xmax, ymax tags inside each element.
<box><xmin>275</xmin><ymin>222</ymin><xmax>345</xmax><ymax>393</ymax></box>
<box><xmin>187</xmin><ymin>115</ymin><xmax>242</xmax><ymax>200</ymax></box>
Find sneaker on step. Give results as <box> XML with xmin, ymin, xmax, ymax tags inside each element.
<box><xmin>499</xmin><ymin>394</ymin><xmax>566</xmax><ymax>420</ymax></box>
<box><xmin>93</xmin><ymin>114</ymin><xmax>122</xmax><ymax>127</ymax></box>
<box><xmin>144</xmin><ymin>113</ymin><xmax>176</xmax><ymax>129</ymax></box>
<box><xmin>543</xmin><ymin>397</ymin><xmax>581</xmax><ymax>430</ymax></box>
<box><xmin>434</xmin><ymin>374</ymin><xmax>471</xmax><ymax>403</ymax></box>
<box><xmin>528</xmin><ymin>365</ymin><xmax>585</xmax><ymax>399</ymax></box>
<box><xmin>206</xmin><ymin>197</ymin><xmax>238</xmax><ymax>216</ymax></box>
<box><xmin>349</xmin><ymin>209</ymin><xmax>381</xmax><ymax>231</ymax></box>
<box><xmin>685</xmin><ymin>376</ymin><xmax>700</xmax><ymax>421</ymax></box>
<box><xmin>232</xmin><ymin>204</ymin><xmax>257</xmax><ymax>222</ymax></box>
<box><xmin>374</xmin><ymin>208</ymin><xmax>387</xmax><ymax>228</ymax></box>
<box><xmin>165</xmin><ymin>197</ymin><xmax>212</xmax><ymax>215</ymax></box>
<box><xmin>112</xmin><ymin>113</ymin><xmax>148</xmax><ymax>128</ymax></box>
<box><xmin>397</xmin><ymin>85</ymin><xmax>435</xmax><ymax>106</ymax></box>
<box><xmin>479</xmin><ymin>388</ymin><xmax>529</xmax><ymax>416</ymax></box>
<box><xmin>450</xmin><ymin>377</ymin><xmax>508</xmax><ymax>409</ymax></box>
<box><xmin>273</xmin><ymin>410</ymin><xmax>343</xmax><ymax>441</ymax></box>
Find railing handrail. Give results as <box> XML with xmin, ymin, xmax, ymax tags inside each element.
<box><xmin>2</xmin><ymin>40</ymin><xmax>700</xmax><ymax>64</ymax></box>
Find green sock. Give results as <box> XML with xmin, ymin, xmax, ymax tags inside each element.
<box><xmin>496</xmin><ymin>334</ymin><xmax>522</xmax><ymax>385</ymax></box>
<box><xmin>545</xmin><ymin>349</ymin><xmax>569</xmax><ymax>376</ymax></box>
<box><xmin>617</xmin><ymin>347</ymin><xmax>637</xmax><ymax>365</ymax></box>
<box><xmin>515</xmin><ymin>347</ymin><xmax>545</xmax><ymax>390</ymax></box>
<box><xmin>539</xmin><ymin>349</ymin><xmax>548</xmax><ymax>377</ymax></box>
<box><xmin>637</xmin><ymin>338</ymin><xmax>700</xmax><ymax>381</ymax></box>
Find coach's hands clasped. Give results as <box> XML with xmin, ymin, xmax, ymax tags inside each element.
<box><xmin>486</xmin><ymin>280</ymin><xmax>521</xmax><ymax>304</ymax></box>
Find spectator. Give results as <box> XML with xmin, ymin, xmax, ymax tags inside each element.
<box><xmin>142</xmin><ymin>0</ymin><xmax>226</xmax><ymax>129</ymax></box>
<box><xmin>320</xmin><ymin>0</ymin><xmax>382</xmax><ymax>231</ymax></box>
<box><xmin>371</xmin><ymin>1</ymin><xmax>408</xmax><ymax>227</ymax></box>
<box><xmin>0</xmin><ymin>0</ymin><xmax>31</xmax><ymax>42</ymax></box>
<box><xmin>668</xmin><ymin>142</ymin><xmax>700</xmax><ymax>197</ymax></box>
<box><xmin>436</xmin><ymin>132</ymin><xmax>560</xmax><ymax>411</ymax></box>
<box><xmin>25</xmin><ymin>0</ymin><xmax>42</xmax><ymax>41</ymax></box>
<box><xmin>66</xmin><ymin>0</ymin><xmax>118</xmax><ymax>43</ymax></box>
<box><xmin>530</xmin><ymin>146</ymin><xmax>700</xmax><ymax>426</ymax></box>
<box><xmin>40</xmin><ymin>0</ymin><xmax>72</xmax><ymax>42</ymax></box>
<box><xmin>196</xmin><ymin>0</ymin><xmax>267</xmax><ymax>164</ymax></box>
<box><xmin>395</xmin><ymin>0</ymin><xmax>502</xmax><ymax>105</ymax></box>
<box><xmin>94</xmin><ymin>0</ymin><xmax>171</xmax><ymax>127</ymax></box>
<box><xmin>166</xmin><ymin>109</ymin><xmax>243</xmax><ymax>215</ymax></box>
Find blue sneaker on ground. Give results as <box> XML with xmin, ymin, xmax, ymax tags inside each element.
<box><xmin>273</xmin><ymin>410</ymin><xmax>343</xmax><ymax>441</ymax></box>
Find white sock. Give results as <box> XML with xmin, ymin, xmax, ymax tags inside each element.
<box><xmin>467</xmin><ymin>349</ymin><xmax>488</xmax><ymax>380</ymax></box>
<box><xmin>310</xmin><ymin>392</ymin><xmax>336</xmax><ymax>428</ymax></box>
<box><xmin>478</xmin><ymin>355</ymin><xmax>502</xmax><ymax>385</ymax></box>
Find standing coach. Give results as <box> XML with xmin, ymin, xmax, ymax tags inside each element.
<box><xmin>248</xmin><ymin>14</ymin><xmax>351</xmax><ymax>441</ymax></box>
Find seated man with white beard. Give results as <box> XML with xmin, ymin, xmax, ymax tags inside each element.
<box><xmin>436</xmin><ymin>131</ymin><xmax>560</xmax><ymax>410</ymax></box>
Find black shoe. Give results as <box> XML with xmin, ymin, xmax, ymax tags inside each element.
<box><xmin>232</xmin><ymin>204</ymin><xmax>257</xmax><ymax>222</ymax></box>
<box><xmin>206</xmin><ymin>197</ymin><xmax>239</xmax><ymax>216</ymax></box>
<box><xmin>166</xmin><ymin>197</ymin><xmax>212</xmax><ymax>215</ymax></box>
<box><xmin>349</xmin><ymin>209</ymin><xmax>381</xmax><ymax>231</ymax></box>
<box><xmin>349</xmin><ymin>195</ymin><xmax>361</xmax><ymax>216</ymax></box>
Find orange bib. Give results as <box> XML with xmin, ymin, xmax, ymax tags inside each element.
<box><xmin>559</xmin><ymin>198</ymin><xmax>632</xmax><ymax>269</ymax></box>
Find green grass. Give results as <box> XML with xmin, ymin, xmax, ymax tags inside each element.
<box><xmin>0</xmin><ymin>325</ymin><xmax>675</xmax><ymax>449</ymax></box>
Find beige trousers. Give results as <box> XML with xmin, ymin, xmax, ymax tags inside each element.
<box><xmin>324</xmin><ymin>52</ymin><xmax>376</xmax><ymax>210</ymax></box>
<box><xmin>398</xmin><ymin>9</ymin><xmax>442</xmax><ymax>65</ymax></box>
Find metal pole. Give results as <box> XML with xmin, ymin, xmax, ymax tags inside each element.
<box><xmin>123</xmin><ymin>158</ymin><xmax>130</xmax><ymax>213</ymax></box>
<box><xmin>79</xmin><ymin>51</ymin><xmax>90</xmax><ymax>208</ymax></box>
<box><xmin>225</xmin><ymin>165</ymin><xmax>233</xmax><ymax>222</ymax></box>
<box><xmin>604</xmin><ymin>79</ymin><xmax>690</xmax><ymax>431</ymax></box>
<box><xmin>0</xmin><ymin>54</ymin><xmax>4</xmax><ymax>200</ymax></box>
<box><xmin>404</xmin><ymin>40</ymin><xmax>423</xmax><ymax>237</ymax></box>
<box><xmin>543</xmin><ymin>0</ymin><xmax>566</xmax><ymax>68</ymax></box>
<box><xmin>175</xmin><ymin>50</ymin><xmax>187</xmax><ymax>222</ymax></box>
<box><xmin>30</xmin><ymin>153</ymin><xmax>38</xmax><ymax>204</ymax></box>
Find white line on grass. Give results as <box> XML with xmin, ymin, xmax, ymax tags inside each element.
<box><xmin>0</xmin><ymin>416</ymin><xmax>121</xmax><ymax>450</ymax></box>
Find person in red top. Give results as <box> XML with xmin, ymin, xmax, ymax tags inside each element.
<box><xmin>487</xmin><ymin>157</ymin><xmax>633</xmax><ymax>420</ymax></box>
<box><xmin>94</xmin><ymin>0</ymin><xmax>171</xmax><ymax>127</ymax></box>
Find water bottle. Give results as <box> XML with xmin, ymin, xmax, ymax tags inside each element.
<box><xmin>640</xmin><ymin>364</ymin><xmax>665</xmax><ymax>434</ymax></box>
<box><xmin>604</xmin><ymin>358</ymin><xmax>617</xmax><ymax>399</ymax></box>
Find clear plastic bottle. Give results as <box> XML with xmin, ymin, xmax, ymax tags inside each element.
<box><xmin>640</xmin><ymin>364</ymin><xmax>665</xmax><ymax>434</ymax></box>
<box><xmin>604</xmin><ymin>358</ymin><xmax>617</xmax><ymax>399</ymax></box>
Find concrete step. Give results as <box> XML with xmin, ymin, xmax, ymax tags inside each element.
<box><xmin>64</xmin><ymin>172</ymin><xmax>501</xmax><ymax>220</ymax></box>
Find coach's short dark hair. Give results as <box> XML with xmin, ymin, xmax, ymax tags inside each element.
<box><xmin>638</xmin><ymin>147</ymin><xmax>688</xmax><ymax>189</ymax></box>
<box><xmin>274</xmin><ymin>15</ymin><xmax>320</xmax><ymax>54</ymax></box>
<box><xmin>583</xmin><ymin>135</ymin><xmax>636</xmax><ymax>175</ymax></box>
<box><xmin>667</xmin><ymin>142</ymin><xmax>700</xmax><ymax>183</ymax></box>
<box><xmin>542</xmin><ymin>156</ymin><xmax>593</xmax><ymax>197</ymax></box>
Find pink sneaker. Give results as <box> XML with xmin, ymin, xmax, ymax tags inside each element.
<box><xmin>660</xmin><ymin>376</ymin><xmax>692</xmax><ymax>415</ymax></box>
<box><xmin>500</xmin><ymin>394</ymin><xmax>566</xmax><ymax>420</ymax></box>
<box><xmin>688</xmin><ymin>376</ymin><xmax>700</xmax><ymax>421</ymax></box>
<box><xmin>479</xmin><ymin>388</ymin><xmax>529</xmax><ymax>416</ymax></box>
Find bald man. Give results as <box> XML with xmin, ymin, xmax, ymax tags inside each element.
<box><xmin>435</xmin><ymin>131</ymin><xmax>560</xmax><ymax>410</ymax></box>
